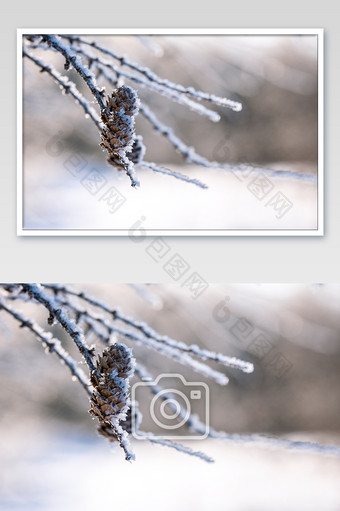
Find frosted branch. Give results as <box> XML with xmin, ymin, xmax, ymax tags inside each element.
<box><xmin>40</xmin><ymin>34</ymin><xmax>106</xmax><ymax>111</ymax></box>
<box><xmin>128</xmin><ymin>284</ymin><xmax>163</xmax><ymax>309</ymax></box>
<box><xmin>42</xmin><ymin>285</ymin><xmax>250</xmax><ymax>382</ymax></box>
<box><xmin>109</xmin><ymin>323</ymin><xmax>229</xmax><ymax>385</ymax></box>
<box><xmin>49</xmin><ymin>293</ymin><xmax>229</xmax><ymax>385</ymax></box>
<box><xmin>20</xmin><ymin>284</ymin><xmax>96</xmax><ymax>372</ymax></box>
<box><xmin>208</xmin><ymin>431</ymin><xmax>340</xmax><ymax>458</ymax></box>
<box><xmin>115</xmin><ymin>309</ymin><xmax>253</xmax><ymax>374</ymax></box>
<box><xmin>0</xmin><ymin>295</ymin><xmax>92</xmax><ymax>396</ymax></box>
<box><xmin>140</xmin><ymin>103</ymin><xmax>317</xmax><ymax>182</ymax></box>
<box><xmin>139</xmin><ymin>161</ymin><xmax>208</xmax><ymax>189</ymax></box>
<box><xmin>69</xmin><ymin>46</ymin><xmax>221</xmax><ymax>122</ymax></box>
<box><xmin>95</xmin><ymin>57</ymin><xmax>219</xmax><ymax>121</ymax></box>
<box><xmin>148</xmin><ymin>436</ymin><xmax>214</xmax><ymax>463</ymax></box>
<box><xmin>60</xmin><ymin>35</ymin><xmax>242</xmax><ymax>112</ymax></box>
<box><xmin>23</xmin><ymin>49</ymin><xmax>102</xmax><ymax>132</ymax></box>
<box><xmin>135</xmin><ymin>365</ymin><xmax>340</xmax><ymax>459</ymax></box>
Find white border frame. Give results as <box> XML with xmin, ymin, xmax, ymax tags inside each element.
<box><xmin>17</xmin><ymin>28</ymin><xmax>324</xmax><ymax>236</ymax></box>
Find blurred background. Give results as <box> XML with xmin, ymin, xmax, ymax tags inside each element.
<box><xmin>22</xmin><ymin>34</ymin><xmax>319</xmax><ymax>230</ymax></box>
<box><xmin>0</xmin><ymin>284</ymin><xmax>339</xmax><ymax>510</ymax></box>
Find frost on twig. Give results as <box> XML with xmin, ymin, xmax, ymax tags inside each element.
<box><xmin>59</xmin><ymin>34</ymin><xmax>242</xmax><ymax>111</ymax></box>
<box><xmin>148</xmin><ymin>437</ymin><xmax>214</xmax><ymax>463</ymax></box>
<box><xmin>52</xmin><ymin>290</ymin><xmax>231</xmax><ymax>385</ymax></box>
<box><xmin>139</xmin><ymin>103</ymin><xmax>318</xmax><ymax>183</ymax></box>
<box><xmin>40</xmin><ymin>34</ymin><xmax>106</xmax><ymax>111</ymax></box>
<box><xmin>0</xmin><ymin>294</ymin><xmax>92</xmax><ymax>396</ymax></box>
<box><xmin>139</xmin><ymin>161</ymin><xmax>208</xmax><ymax>189</ymax></box>
<box><xmin>112</xmin><ymin>308</ymin><xmax>254</xmax><ymax>374</ymax></box>
<box><xmin>128</xmin><ymin>284</ymin><xmax>163</xmax><ymax>309</ymax></box>
<box><xmin>23</xmin><ymin>49</ymin><xmax>102</xmax><ymax>132</ymax></box>
<box><xmin>20</xmin><ymin>283</ymin><xmax>96</xmax><ymax>373</ymax></box>
<box><xmin>90</xmin><ymin>343</ymin><xmax>136</xmax><ymax>460</ymax></box>
<box><xmin>42</xmin><ymin>284</ymin><xmax>251</xmax><ymax>384</ymax></box>
<box><xmin>135</xmin><ymin>364</ymin><xmax>340</xmax><ymax>459</ymax></box>
<box><xmin>70</xmin><ymin>45</ymin><xmax>223</xmax><ymax>122</ymax></box>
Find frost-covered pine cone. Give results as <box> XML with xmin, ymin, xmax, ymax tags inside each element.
<box><xmin>97</xmin><ymin>404</ymin><xmax>142</xmax><ymax>440</ymax></box>
<box><xmin>100</xmin><ymin>85</ymin><xmax>140</xmax><ymax>173</ymax></box>
<box><xmin>129</xmin><ymin>135</ymin><xmax>146</xmax><ymax>165</ymax></box>
<box><xmin>89</xmin><ymin>343</ymin><xmax>135</xmax><ymax>446</ymax></box>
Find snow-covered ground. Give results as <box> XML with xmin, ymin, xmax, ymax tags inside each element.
<box><xmin>1</xmin><ymin>424</ymin><xmax>339</xmax><ymax>511</ymax></box>
<box><xmin>22</xmin><ymin>158</ymin><xmax>317</xmax><ymax>231</ymax></box>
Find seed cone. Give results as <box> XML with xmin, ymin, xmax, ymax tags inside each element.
<box><xmin>129</xmin><ymin>135</ymin><xmax>146</xmax><ymax>165</ymax></box>
<box><xmin>89</xmin><ymin>343</ymin><xmax>135</xmax><ymax>459</ymax></box>
<box><xmin>98</xmin><ymin>403</ymin><xmax>142</xmax><ymax>440</ymax></box>
<box><xmin>100</xmin><ymin>85</ymin><xmax>140</xmax><ymax>185</ymax></box>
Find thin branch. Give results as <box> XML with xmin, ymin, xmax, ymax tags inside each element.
<box><xmin>0</xmin><ymin>295</ymin><xmax>92</xmax><ymax>396</ymax></box>
<box><xmin>135</xmin><ymin>35</ymin><xmax>164</xmax><ymax>56</ymax></box>
<box><xmin>20</xmin><ymin>284</ymin><xmax>96</xmax><ymax>373</ymax></box>
<box><xmin>49</xmin><ymin>294</ymin><xmax>229</xmax><ymax>386</ymax></box>
<box><xmin>139</xmin><ymin>161</ymin><xmax>208</xmax><ymax>189</ymax></box>
<box><xmin>134</xmin><ymin>364</ymin><xmax>214</xmax><ymax>462</ymax></box>
<box><xmin>114</xmin><ymin>309</ymin><xmax>253</xmax><ymax>374</ymax></box>
<box><xmin>148</xmin><ymin>436</ymin><xmax>214</xmax><ymax>463</ymax></box>
<box><xmin>108</xmin><ymin>323</ymin><xmax>229</xmax><ymax>385</ymax></box>
<box><xmin>140</xmin><ymin>103</ymin><xmax>317</xmax><ymax>182</ymax></box>
<box><xmin>23</xmin><ymin>48</ymin><xmax>102</xmax><ymax>132</ymax></box>
<box><xmin>70</xmin><ymin>48</ymin><xmax>222</xmax><ymax>123</ymax></box>
<box><xmin>135</xmin><ymin>365</ymin><xmax>340</xmax><ymax>459</ymax></box>
<box><xmin>41</xmin><ymin>284</ymin><xmax>112</xmax><ymax>313</ymax></box>
<box><xmin>128</xmin><ymin>284</ymin><xmax>163</xmax><ymax>309</ymax></box>
<box><xmin>39</xmin><ymin>34</ymin><xmax>106</xmax><ymax>111</ymax></box>
<box><xmin>42</xmin><ymin>285</ymin><xmax>251</xmax><ymax>377</ymax></box>
<box><xmin>59</xmin><ymin>35</ymin><xmax>242</xmax><ymax>112</ymax></box>
<box><xmin>207</xmin><ymin>432</ymin><xmax>340</xmax><ymax>458</ymax></box>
